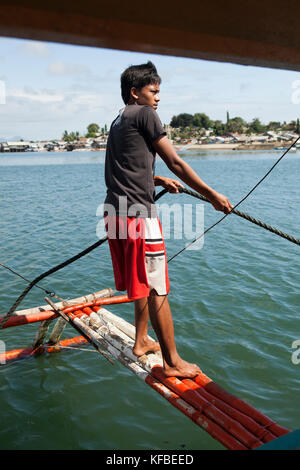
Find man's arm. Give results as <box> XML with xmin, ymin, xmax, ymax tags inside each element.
<box><xmin>153</xmin><ymin>136</ymin><xmax>233</xmax><ymax>213</ymax></box>
<box><xmin>154</xmin><ymin>175</ymin><xmax>183</xmax><ymax>193</ymax></box>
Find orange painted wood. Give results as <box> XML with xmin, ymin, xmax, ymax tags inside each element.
<box><xmin>0</xmin><ymin>336</ymin><xmax>88</xmax><ymax>363</ymax></box>
<box><xmin>0</xmin><ymin>295</ymin><xmax>131</xmax><ymax>329</ymax></box>
<box><xmin>151</xmin><ymin>366</ymin><xmax>263</xmax><ymax>449</ymax></box>
<box><xmin>145</xmin><ymin>374</ymin><xmax>247</xmax><ymax>450</ymax></box>
<box><xmin>193</xmin><ymin>373</ymin><xmax>290</xmax><ymax>437</ymax></box>
<box><xmin>182</xmin><ymin>378</ymin><xmax>276</xmax><ymax>443</ymax></box>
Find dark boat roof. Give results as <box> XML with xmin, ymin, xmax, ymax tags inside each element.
<box><xmin>0</xmin><ymin>1</ymin><xmax>300</xmax><ymax>71</ymax></box>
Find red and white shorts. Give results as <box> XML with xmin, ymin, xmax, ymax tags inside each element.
<box><xmin>105</xmin><ymin>216</ymin><xmax>169</xmax><ymax>300</ymax></box>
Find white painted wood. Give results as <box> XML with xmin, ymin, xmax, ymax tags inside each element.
<box><xmin>4</xmin><ymin>288</ymin><xmax>114</xmax><ymax>317</ymax></box>
<box><xmin>97</xmin><ymin>308</ymin><xmax>136</xmax><ymax>340</ymax></box>
<box><xmin>88</xmin><ymin>311</ymin><xmax>163</xmax><ymax>371</ymax></box>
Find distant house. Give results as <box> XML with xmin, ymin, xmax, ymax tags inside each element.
<box><xmin>228</xmin><ymin>133</ymin><xmax>250</xmax><ymax>143</ymax></box>
<box><xmin>266</xmin><ymin>131</ymin><xmax>280</xmax><ymax>141</ymax></box>
<box><xmin>249</xmin><ymin>135</ymin><xmax>267</xmax><ymax>142</ymax></box>
<box><xmin>278</xmin><ymin>134</ymin><xmax>292</xmax><ymax>141</ymax></box>
<box><xmin>6</xmin><ymin>141</ymin><xmax>30</xmax><ymax>152</ymax></box>
<box><xmin>91</xmin><ymin>135</ymin><xmax>107</xmax><ymax>149</ymax></box>
<box><xmin>283</xmin><ymin>132</ymin><xmax>298</xmax><ymax>140</ymax></box>
<box><xmin>0</xmin><ymin>142</ymin><xmax>9</xmax><ymax>152</ymax></box>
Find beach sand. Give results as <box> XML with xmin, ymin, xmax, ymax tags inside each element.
<box><xmin>175</xmin><ymin>141</ymin><xmax>295</xmax><ymax>151</ymax></box>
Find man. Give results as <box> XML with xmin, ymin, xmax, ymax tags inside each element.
<box><xmin>104</xmin><ymin>61</ymin><xmax>232</xmax><ymax>378</ymax></box>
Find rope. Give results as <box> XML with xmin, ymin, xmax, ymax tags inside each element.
<box><xmin>180</xmin><ymin>188</ymin><xmax>300</xmax><ymax>246</ymax></box>
<box><xmin>166</xmin><ymin>137</ymin><xmax>300</xmax><ymax>261</ymax></box>
<box><xmin>0</xmin><ymin>236</ymin><xmax>108</xmax><ymax>326</ymax></box>
<box><xmin>1</xmin><ymin>141</ymin><xmax>299</xmax><ymax>322</ymax></box>
<box><xmin>0</xmin><ymin>264</ymin><xmax>55</xmax><ymax>296</ymax></box>
<box><xmin>0</xmin><ymin>191</ymin><xmax>166</xmax><ymax>326</ymax></box>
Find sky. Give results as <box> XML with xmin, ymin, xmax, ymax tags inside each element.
<box><xmin>1</xmin><ymin>36</ymin><xmax>300</xmax><ymax>141</ymax></box>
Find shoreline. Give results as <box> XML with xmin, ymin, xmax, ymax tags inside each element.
<box><xmin>0</xmin><ymin>141</ymin><xmax>297</xmax><ymax>155</ymax></box>
<box><xmin>175</xmin><ymin>141</ymin><xmax>296</xmax><ymax>151</ymax></box>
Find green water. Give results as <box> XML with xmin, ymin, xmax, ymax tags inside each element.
<box><xmin>0</xmin><ymin>149</ymin><xmax>299</xmax><ymax>450</ymax></box>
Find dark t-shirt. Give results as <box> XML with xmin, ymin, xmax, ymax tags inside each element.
<box><xmin>104</xmin><ymin>104</ymin><xmax>166</xmax><ymax>218</ymax></box>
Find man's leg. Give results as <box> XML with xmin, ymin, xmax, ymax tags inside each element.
<box><xmin>148</xmin><ymin>292</ymin><xmax>201</xmax><ymax>378</ymax></box>
<box><xmin>132</xmin><ymin>297</ymin><xmax>160</xmax><ymax>356</ymax></box>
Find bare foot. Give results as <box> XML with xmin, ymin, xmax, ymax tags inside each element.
<box><xmin>133</xmin><ymin>338</ymin><xmax>161</xmax><ymax>356</ymax></box>
<box><xmin>163</xmin><ymin>358</ymin><xmax>201</xmax><ymax>378</ymax></box>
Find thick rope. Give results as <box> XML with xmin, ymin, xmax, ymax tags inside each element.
<box><xmin>179</xmin><ymin>187</ymin><xmax>300</xmax><ymax>246</ymax></box>
<box><xmin>0</xmin><ymin>191</ymin><xmax>167</xmax><ymax>326</ymax></box>
<box><xmin>0</xmin><ymin>236</ymin><xmax>108</xmax><ymax>327</ymax></box>
<box><xmin>1</xmin><ymin>148</ymin><xmax>299</xmax><ymax>323</ymax></box>
<box><xmin>165</xmin><ymin>137</ymin><xmax>300</xmax><ymax>261</ymax></box>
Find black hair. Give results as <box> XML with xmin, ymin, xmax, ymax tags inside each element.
<box><xmin>121</xmin><ymin>61</ymin><xmax>161</xmax><ymax>104</ymax></box>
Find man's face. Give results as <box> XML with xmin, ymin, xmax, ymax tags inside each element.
<box><xmin>132</xmin><ymin>82</ymin><xmax>160</xmax><ymax>110</ymax></box>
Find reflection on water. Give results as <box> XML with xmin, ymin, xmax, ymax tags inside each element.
<box><xmin>178</xmin><ymin>149</ymin><xmax>300</xmax><ymax>161</ymax></box>
<box><xmin>0</xmin><ymin>148</ymin><xmax>299</xmax><ymax>167</ymax></box>
<box><xmin>0</xmin><ymin>150</ymin><xmax>106</xmax><ymax>166</ymax></box>
<box><xmin>0</xmin><ymin>149</ymin><xmax>299</xmax><ymax>450</ymax></box>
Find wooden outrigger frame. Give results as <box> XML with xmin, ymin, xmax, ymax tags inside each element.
<box><xmin>0</xmin><ymin>289</ymin><xmax>293</xmax><ymax>450</ymax></box>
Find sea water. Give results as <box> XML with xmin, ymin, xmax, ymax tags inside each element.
<box><xmin>0</xmin><ymin>149</ymin><xmax>299</xmax><ymax>450</ymax></box>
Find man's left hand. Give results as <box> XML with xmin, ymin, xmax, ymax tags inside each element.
<box><xmin>155</xmin><ymin>176</ymin><xmax>184</xmax><ymax>193</ymax></box>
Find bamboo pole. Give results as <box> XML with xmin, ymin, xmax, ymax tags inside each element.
<box><xmin>47</xmin><ymin>317</ymin><xmax>67</xmax><ymax>345</ymax></box>
<box><xmin>1</xmin><ymin>288</ymin><xmax>114</xmax><ymax>317</ymax></box>
<box><xmin>0</xmin><ymin>294</ymin><xmax>130</xmax><ymax>329</ymax></box>
<box><xmin>88</xmin><ymin>312</ymin><xmax>263</xmax><ymax>448</ymax></box>
<box><xmin>0</xmin><ymin>336</ymin><xmax>89</xmax><ymax>363</ymax></box>
<box><xmin>32</xmin><ymin>317</ymin><xmax>54</xmax><ymax>348</ymax></box>
<box><xmin>44</xmin><ymin>299</ymin><xmax>114</xmax><ymax>365</ymax></box>
<box><xmin>151</xmin><ymin>367</ymin><xmax>263</xmax><ymax>449</ymax></box>
<box><xmin>63</xmin><ymin>312</ymin><xmax>248</xmax><ymax>449</ymax></box>
<box><xmin>182</xmin><ymin>378</ymin><xmax>276</xmax><ymax>443</ymax></box>
<box><xmin>193</xmin><ymin>374</ymin><xmax>290</xmax><ymax>437</ymax></box>
<box><xmin>87</xmin><ymin>310</ymin><xmax>289</xmax><ymax>449</ymax></box>
<box><xmin>88</xmin><ymin>311</ymin><xmax>162</xmax><ymax>370</ymax></box>
<box><xmin>145</xmin><ymin>375</ymin><xmax>247</xmax><ymax>450</ymax></box>
<box><xmin>0</xmin><ymin>301</ymin><xmax>289</xmax><ymax>449</ymax></box>
<box><xmin>95</xmin><ymin>307</ymin><xmax>136</xmax><ymax>340</ymax></box>
<box><xmin>70</xmin><ymin>312</ymin><xmax>251</xmax><ymax>450</ymax></box>
<box><xmin>92</xmin><ymin>308</ymin><xmax>290</xmax><ymax>440</ymax></box>
<box><xmin>69</xmin><ymin>311</ymin><xmax>245</xmax><ymax>447</ymax></box>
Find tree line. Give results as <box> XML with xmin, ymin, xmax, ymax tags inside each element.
<box><xmin>61</xmin><ymin>114</ymin><xmax>300</xmax><ymax>143</ymax></box>
<box><xmin>62</xmin><ymin>123</ymin><xmax>108</xmax><ymax>142</ymax></box>
<box><xmin>169</xmin><ymin>112</ymin><xmax>300</xmax><ymax>136</ymax></box>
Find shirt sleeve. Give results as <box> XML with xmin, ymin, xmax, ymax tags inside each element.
<box><xmin>138</xmin><ymin>106</ymin><xmax>167</xmax><ymax>143</ymax></box>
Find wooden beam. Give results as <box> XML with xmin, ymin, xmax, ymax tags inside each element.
<box><xmin>1</xmin><ymin>1</ymin><xmax>300</xmax><ymax>71</ymax></box>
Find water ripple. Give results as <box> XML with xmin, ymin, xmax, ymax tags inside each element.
<box><xmin>0</xmin><ymin>151</ymin><xmax>299</xmax><ymax>449</ymax></box>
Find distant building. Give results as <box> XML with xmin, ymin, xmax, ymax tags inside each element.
<box><xmin>5</xmin><ymin>141</ymin><xmax>30</xmax><ymax>152</ymax></box>
<box><xmin>0</xmin><ymin>142</ymin><xmax>9</xmax><ymax>152</ymax></box>
<box><xmin>164</xmin><ymin>125</ymin><xmax>172</xmax><ymax>139</ymax></box>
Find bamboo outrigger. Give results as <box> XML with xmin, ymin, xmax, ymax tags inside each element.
<box><xmin>0</xmin><ymin>288</ymin><xmax>296</xmax><ymax>450</ymax></box>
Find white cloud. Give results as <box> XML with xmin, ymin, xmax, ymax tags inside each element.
<box><xmin>71</xmin><ymin>93</ymin><xmax>103</xmax><ymax>106</ymax></box>
<box><xmin>8</xmin><ymin>87</ymin><xmax>64</xmax><ymax>103</ymax></box>
<box><xmin>47</xmin><ymin>60</ymin><xmax>90</xmax><ymax>77</ymax></box>
<box><xmin>239</xmin><ymin>82</ymin><xmax>251</xmax><ymax>93</ymax></box>
<box><xmin>0</xmin><ymin>80</ymin><xmax>5</xmax><ymax>104</ymax></box>
<box><xmin>20</xmin><ymin>41</ymin><xmax>51</xmax><ymax>57</ymax></box>
<box><xmin>0</xmin><ymin>81</ymin><xmax>121</xmax><ymax>140</ymax></box>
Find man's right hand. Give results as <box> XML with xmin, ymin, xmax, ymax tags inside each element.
<box><xmin>152</xmin><ymin>136</ymin><xmax>233</xmax><ymax>214</ymax></box>
<box><xmin>209</xmin><ymin>191</ymin><xmax>233</xmax><ymax>214</ymax></box>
